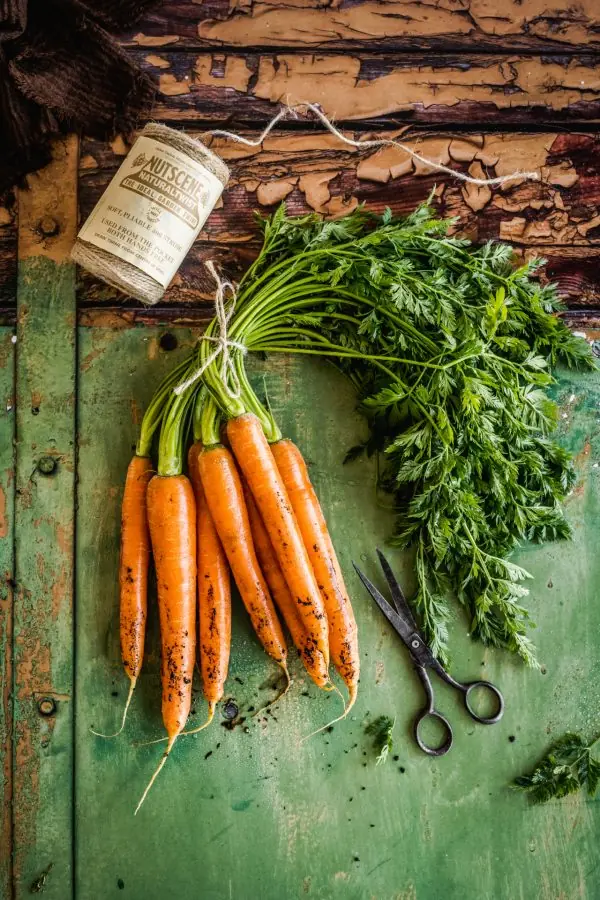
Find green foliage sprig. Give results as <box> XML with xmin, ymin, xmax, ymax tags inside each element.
<box><xmin>514</xmin><ymin>733</ymin><xmax>600</xmax><ymax>803</ymax></box>
<box><xmin>365</xmin><ymin>715</ymin><xmax>395</xmax><ymax>765</ymax></box>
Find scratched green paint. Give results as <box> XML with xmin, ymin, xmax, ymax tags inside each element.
<box><xmin>0</xmin><ymin>327</ymin><xmax>15</xmax><ymax>899</ymax></box>
<box><xmin>12</xmin><ymin>259</ymin><xmax>75</xmax><ymax>899</ymax></box>
<box><xmin>74</xmin><ymin>326</ymin><xmax>600</xmax><ymax>900</ymax></box>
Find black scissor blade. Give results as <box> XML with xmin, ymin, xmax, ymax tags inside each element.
<box><xmin>352</xmin><ymin>561</ymin><xmax>417</xmax><ymax>647</ymax></box>
<box><xmin>375</xmin><ymin>548</ymin><xmax>420</xmax><ymax>633</ymax></box>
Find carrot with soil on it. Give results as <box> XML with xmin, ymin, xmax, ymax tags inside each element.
<box><xmin>188</xmin><ymin>405</ymin><xmax>232</xmax><ymax>712</ymax></box>
<box><xmin>136</xmin><ymin>383</ymin><xmax>201</xmax><ymax>815</ymax></box>
<box><xmin>271</xmin><ymin>438</ymin><xmax>359</xmax><ymax>712</ymax></box>
<box><xmin>92</xmin><ymin>359</ymin><xmax>192</xmax><ymax>739</ymax></box>
<box><xmin>196</xmin><ymin>397</ymin><xmax>290</xmax><ymax>696</ymax></box>
<box><xmin>243</xmin><ymin>481</ymin><xmax>329</xmax><ymax>690</ymax></box>
<box><xmin>225</xmin><ymin>412</ymin><xmax>330</xmax><ymax>670</ymax></box>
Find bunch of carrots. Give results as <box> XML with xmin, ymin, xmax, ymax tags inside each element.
<box><xmin>110</xmin><ymin>346</ymin><xmax>359</xmax><ymax>812</ymax></box>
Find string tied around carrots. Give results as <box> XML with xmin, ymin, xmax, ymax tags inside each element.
<box><xmin>173</xmin><ymin>260</ymin><xmax>246</xmax><ymax>399</ymax></box>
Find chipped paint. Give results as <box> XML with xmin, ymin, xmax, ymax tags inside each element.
<box><xmin>145</xmin><ymin>53</ymin><xmax>170</xmax><ymax>68</ymax></box>
<box><xmin>194</xmin><ymin>55</ymin><xmax>252</xmax><ymax>93</ymax></box>
<box><xmin>0</xmin><ymin>484</ymin><xmax>7</xmax><ymax>539</ymax></box>
<box><xmin>159</xmin><ymin>73</ymin><xmax>191</xmax><ymax>96</ymax></box>
<box><xmin>197</xmin><ymin>0</ymin><xmax>600</xmax><ymax>48</ymax></box>
<box><xmin>131</xmin><ymin>32</ymin><xmax>180</xmax><ymax>46</ymax></box>
<box><xmin>249</xmin><ymin>55</ymin><xmax>600</xmax><ymax>120</ymax></box>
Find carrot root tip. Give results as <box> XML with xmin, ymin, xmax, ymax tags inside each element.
<box><xmin>251</xmin><ymin>661</ymin><xmax>292</xmax><ymax>719</ymax></box>
<box><xmin>90</xmin><ymin>677</ymin><xmax>136</xmax><ymax>739</ymax></box>
<box><xmin>300</xmin><ymin>681</ymin><xmax>358</xmax><ymax>743</ymax></box>
<box><xmin>134</xmin><ymin>734</ymin><xmax>178</xmax><ymax>816</ymax></box>
<box><xmin>134</xmin><ymin>703</ymin><xmax>216</xmax><ymax>747</ymax></box>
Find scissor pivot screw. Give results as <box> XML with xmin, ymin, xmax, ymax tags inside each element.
<box><xmin>411</xmin><ymin>640</ymin><xmax>420</xmax><ymax>649</ymax></box>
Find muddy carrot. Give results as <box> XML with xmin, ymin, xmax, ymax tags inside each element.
<box><xmin>198</xmin><ymin>443</ymin><xmax>288</xmax><ymax>670</ymax></box>
<box><xmin>188</xmin><ymin>440</ymin><xmax>231</xmax><ymax>711</ymax></box>
<box><xmin>135</xmin><ymin>384</ymin><xmax>200</xmax><ymax>814</ymax></box>
<box><xmin>243</xmin><ymin>482</ymin><xmax>329</xmax><ymax>689</ymax></box>
<box><xmin>92</xmin><ymin>361</ymin><xmax>194</xmax><ymax>740</ymax></box>
<box><xmin>226</xmin><ymin>413</ymin><xmax>330</xmax><ymax>669</ymax></box>
<box><xmin>271</xmin><ymin>439</ymin><xmax>359</xmax><ymax>711</ymax></box>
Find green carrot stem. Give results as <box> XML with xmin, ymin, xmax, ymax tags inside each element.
<box><xmin>200</xmin><ymin>395</ymin><xmax>221</xmax><ymax>447</ymax></box>
<box><xmin>157</xmin><ymin>382</ymin><xmax>198</xmax><ymax>477</ymax></box>
<box><xmin>137</xmin><ymin>355</ymin><xmax>193</xmax><ymax>457</ymax></box>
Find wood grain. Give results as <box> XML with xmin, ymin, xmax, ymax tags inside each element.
<box><xmin>125</xmin><ymin>0</ymin><xmax>600</xmax><ymax>52</ymax></box>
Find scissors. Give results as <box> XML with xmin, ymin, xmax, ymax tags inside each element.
<box><xmin>353</xmin><ymin>549</ymin><xmax>504</xmax><ymax>756</ymax></box>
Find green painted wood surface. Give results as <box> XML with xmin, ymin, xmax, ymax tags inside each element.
<box><xmin>0</xmin><ymin>328</ymin><xmax>15</xmax><ymax>898</ymax></box>
<box><xmin>74</xmin><ymin>323</ymin><xmax>600</xmax><ymax>900</ymax></box>
<box><xmin>12</xmin><ymin>258</ymin><xmax>76</xmax><ymax>898</ymax></box>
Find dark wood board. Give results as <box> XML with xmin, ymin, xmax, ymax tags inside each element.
<box><xmin>124</xmin><ymin>0</ymin><xmax>600</xmax><ymax>52</ymax></box>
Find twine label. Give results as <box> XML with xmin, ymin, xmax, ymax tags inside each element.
<box><xmin>77</xmin><ymin>135</ymin><xmax>224</xmax><ymax>288</ymax></box>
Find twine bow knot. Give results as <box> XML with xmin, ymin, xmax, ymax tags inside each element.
<box><xmin>173</xmin><ymin>260</ymin><xmax>246</xmax><ymax>398</ymax></box>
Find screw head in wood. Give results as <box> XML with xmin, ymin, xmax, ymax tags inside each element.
<box><xmin>38</xmin><ymin>216</ymin><xmax>60</xmax><ymax>238</ymax></box>
<box><xmin>38</xmin><ymin>697</ymin><xmax>57</xmax><ymax>716</ymax></box>
<box><xmin>38</xmin><ymin>456</ymin><xmax>58</xmax><ymax>476</ymax></box>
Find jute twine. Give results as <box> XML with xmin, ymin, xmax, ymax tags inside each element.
<box><xmin>71</xmin><ymin>123</ymin><xmax>230</xmax><ymax>305</ymax></box>
<box><xmin>72</xmin><ymin>104</ymin><xmax>541</xmax><ymax>305</ymax></box>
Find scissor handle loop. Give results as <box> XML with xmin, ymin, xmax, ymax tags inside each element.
<box><xmin>414</xmin><ymin>709</ymin><xmax>453</xmax><ymax>757</ymax></box>
<box><xmin>462</xmin><ymin>680</ymin><xmax>504</xmax><ymax>725</ymax></box>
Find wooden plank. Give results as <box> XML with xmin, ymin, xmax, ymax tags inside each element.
<box><xmin>125</xmin><ymin>0</ymin><xmax>600</xmax><ymax>51</ymax></box>
<box><xmin>79</xmin><ymin>131</ymin><xmax>600</xmax><ymax>248</ymax></box>
<box><xmin>134</xmin><ymin>50</ymin><xmax>600</xmax><ymax>126</ymax></box>
<box><xmin>73</xmin><ymin>322</ymin><xmax>600</xmax><ymax>899</ymax></box>
<box><xmin>0</xmin><ymin>328</ymin><xmax>15</xmax><ymax>900</ymax></box>
<box><xmin>77</xmin><ymin>130</ymin><xmax>600</xmax><ymax>306</ymax></box>
<box><xmin>0</xmin><ymin>195</ymin><xmax>17</xmax><ymax>307</ymax></box>
<box><xmin>12</xmin><ymin>136</ymin><xmax>78</xmax><ymax>900</ymax></box>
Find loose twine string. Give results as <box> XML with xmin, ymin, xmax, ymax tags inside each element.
<box><xmin>176</xmin><ymin>102</ymin><xmax>541</xmax><ymax>396</ymax></box>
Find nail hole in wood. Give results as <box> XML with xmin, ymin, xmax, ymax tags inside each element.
<box><xmin>159</xmin><ymin>333</ymin><xmax>178</xmax><ymax>352</ymax></box>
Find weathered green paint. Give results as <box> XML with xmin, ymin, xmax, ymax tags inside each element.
<box><xmin>0</xmin><ymin>327</ymin><xmax>16</xmax><ymax>898</ymax></box>
<box><xmin>12</xmin><ymin>257</ymin><xmax>75</xmax><ymax>899</ymax></box>
<box><xmin>74</xmin><ymin>325</ymin><xmax>600</xmax><ymax>900</ymax></box>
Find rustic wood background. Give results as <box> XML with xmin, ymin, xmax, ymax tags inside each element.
<box><xmin>1</xmin><ymin>0</ymin><xmax>599</xmax><ymax>326</ymax></box>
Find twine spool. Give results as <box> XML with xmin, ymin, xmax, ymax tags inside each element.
<box><xmin>71</xmin><ymin>123</ymin><xmax>230</xmax><ymax>305</ymax></box>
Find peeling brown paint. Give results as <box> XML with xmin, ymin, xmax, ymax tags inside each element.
<box><xmin>131</xmin><ymin>32</ymin><xmax>180</xmax><ymax>47</ymax></box>
<box><xmin>51</xmin><ymin>567</ymin><xmax>68</xmax><ymax>621</ymax></box>
<box><xmin>194</xmin><ymin>55</ymin><xmax>252</xmax><ymax>93</ymax></box>
<box><xmin>15</xmin><ymin>633</ymin><xmax>51</xmax><ymax>702</ymax></box>
<box><xmin>256</xmin><ymin>179</ymin><xmax>297</xmax><ymax>205</ymax></box>
<box><xmin>298</xmin><ymin>173</ymin><xmax>336</xmax><ymax>213</ymax></box>
<box><xmin>249</xmin><ymin>55</ymin><xmax>600</xmax><ymax>121</ymax></box>
<box><xmin>197</xmin><ymin>0</ymin><xmax>600</xmax><ymax>48</ymax></box>
<box><xmin>159</xmin><ymin>73</ymin><xmax>191</xmax><ymax>96</ymax></box>
<box><xmin>80</xmin><ymin>344</ymin><xmax>105</xmax><ymax>373</ymax></box>
<box><xmin>0</xmin><ymin>485</ymin><xmax>7</xmax><ymax>539</ymax></box>
<box><xmin>145</xmin><ymin>53</ymin><xmax>171</xmax><ymax>68</ymax></box>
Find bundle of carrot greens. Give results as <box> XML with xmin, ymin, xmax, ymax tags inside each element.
<box><xmin>107</xmin><ymin>200</ymin><xmax>595</xmax><ymax>810</ymax></box>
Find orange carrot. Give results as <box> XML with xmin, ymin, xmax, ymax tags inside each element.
<box><xmin>93</xmin><ymin>454</ymin><xmax>153</xmax><ymax>738</ymax></box>
<box><xmin>272</xmin><ymin>439</ymin><xmax>359</xmax><ymax>712</ymax></box>
<box><xmin>243</xmin><ymin>482</ymin><xmax>329</xmax><ymax>689</ymax></box>
<box><xmin>226</xmin><ymin>414</ymin><xmax>329</xmax><ymax>670</ymax></box>
<box><xmin>198</xmin><ymin>444</ymin><xmax>288</xmax><ymax>677</ymax></box>
<box><xmin>136</xmin><ymin>473</ymin><xmax>197</xmax><ymax>813</ymax></box>
<box><xmin>188</xmin><ymin>442</ymin><xmax>231</xmax><ymax>711</ymax></box>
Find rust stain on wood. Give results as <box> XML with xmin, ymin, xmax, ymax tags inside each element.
<box><xmin>18</xmin><ymin>135</ymin><xmax>78</xmax><ymax>263</ymax></box>
<box><xmin>0</xmin><ymin>485</ymin><xmax>7</xmax><ymax>539</ymax></box>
